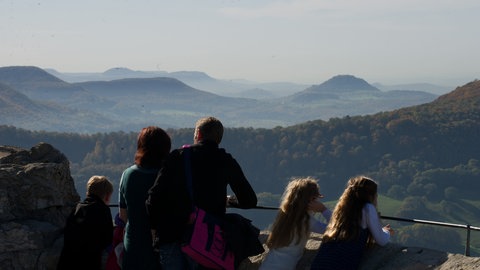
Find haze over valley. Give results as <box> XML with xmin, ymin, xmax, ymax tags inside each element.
<box><xmin>1</xmin><ymin>66</ymin><xmax>441</xmax><ymax>133</ymax></box>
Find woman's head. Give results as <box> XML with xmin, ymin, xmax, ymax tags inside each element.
<box><xmin>323</xmin><ymin>175</ymin><xmax>378</xmax><ymax>242</ymax></box>
<box><xmin>345</xmin><ymin>176</ymin><xmax>378</xmax><ymax>206</ymax></box>
<box><xmin>280</xmin><ymin>177</ymin><xmax>320</xmax><ymax>214</ymax></box>
<box><xmin>134</xmin><ymin>126</ymin><xmax>171</xmax><ymax>168</ymax></box>
<box><xmin>267</xmin><ymin>177</ymin><xmax>321</xmax><ymax>249</ymax></box>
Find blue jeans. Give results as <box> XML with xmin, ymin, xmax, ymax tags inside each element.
<box><xmin>158</xmin><ymin>242</ymin><xmax>198</xmax><ymax>270</ymax></box>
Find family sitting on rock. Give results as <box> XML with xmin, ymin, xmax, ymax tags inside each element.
<box><xmin>57</xmin><ymin>116</ymin><xmax>393</xmax><ymax>270</ymax></box>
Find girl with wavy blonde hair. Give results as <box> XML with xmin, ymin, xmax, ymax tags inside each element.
<box><xmin>260</xmin><ymin>177</ymin><xmax>332</xmax><ymax>270</ymax></box>
<box><xmin>311</xmin><ymin>176</ymin><xmax>394</xmax><ymax>270</ymax></box>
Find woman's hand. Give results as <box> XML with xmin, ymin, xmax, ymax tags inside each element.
<box><xmin>383</xmin><ymin>224</ymin><xmax>394</xmax><ymax>235</ymax></box>
<box><xmin>226</xmin><ymin>195</ymin><xmax>238</xmax><ymax>207</ymax></box>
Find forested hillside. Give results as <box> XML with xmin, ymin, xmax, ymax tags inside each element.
<box><xmin>1</xmin><ymin>79</ymin><xmax>479</xmax><ymax>255</ymax></box>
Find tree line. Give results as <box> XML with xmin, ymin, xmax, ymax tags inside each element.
<box><xmin>1</xmin><ymin>92</ymin><xmax>479</xmax><ymax>203</ymax></box>
<box><xmin>1</xmin><ymin>100</ymin><xmax>479</xmax><ymax>209</ymax></box>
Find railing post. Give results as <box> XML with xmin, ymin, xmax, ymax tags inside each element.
<box><xmin>465</xmin><ymin>224</ymin><xmax>471</xmax><ymax>256</ymax></box>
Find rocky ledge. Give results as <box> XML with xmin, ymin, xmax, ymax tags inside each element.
<box><xmin>240</xmin><ymin>232</ymin><xmax>480</xmax><ymax>269</ymax></box>
<box><xmin>0</xmin><ymin>143</ymin><xmax>79</xmax><ymax>270</ymax></box>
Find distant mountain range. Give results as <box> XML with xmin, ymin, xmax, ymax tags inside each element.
<box><xmin>45</xmin><ymin>67</ymin><xmax>453</xmax><ymax>97</ymax></box>
<box><xmin>45</xmin><ymin>67</ymin><xmax>308</xmax><ymax>99</ymax></box>
<box><xmin>0</xmin><ymin>66</ymin><xmax>442</xmax><ymax>132</ymax></box>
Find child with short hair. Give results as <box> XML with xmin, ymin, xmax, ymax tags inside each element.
<box><xmin>57</xmin><ymin>175</ymin><xmax>114</xmax><ymax>270</ymax></box>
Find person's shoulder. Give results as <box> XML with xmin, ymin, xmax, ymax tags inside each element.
<box><xmin>216</xmin><ymin>148</ymin><xmax>236</xmax><ymax>162</ymax></box>
<box><xmin>363</xmin><ymin>202</ymin><xmax>376</xmax><ymax>209</ymax></box>
<box><xmin>194</xmin><ymin>142</ymin><xmax>229</xmax><ymax>155</ymax></box>
<box><xmin>80</xmin><ymin>197</ymin><xmax>108</xmax><ymax>212</ymax></box>
<box><xmin>120</xmin><ymin>164</ymin><xmax>139</xmax><ymax>184</ymax></box>
<box><xmin>165</xmin><ymin>148</ymin><xmax>183</xmax><ymax>160</ymax></box>
<box><xmin>217</xmin><ymin>147</ymin><xmax>229</xmax><ymax>154</ymax></box>
<box><xmin>122</xmin><ymin>164</ymin><xmax>138</xmax><ymax>174</ymax></box>
<box><xmin>363</xmin><ymin>203</ymin><xmax>378</xmax><ymax>214</ymax></box>
<box><xmin>170</xmin><ymin>147</ymin><xmax>183</xmax><ymax>154</ymax></box>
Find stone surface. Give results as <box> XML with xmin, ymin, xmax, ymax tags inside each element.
<box><xmin>0</xmin><ymin>143</ymin><xmax>79</xmax><ymax>270</ymax></box>
<box><xmin>239</xmin><ymin>232</ymin><xmax>480</xmax><ymax>270</ymax></box>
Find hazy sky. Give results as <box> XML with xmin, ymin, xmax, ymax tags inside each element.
<box><xmin>1</xmin><ymin>0</ymin><xmax>479</xmax><ymax>86</ymax></box>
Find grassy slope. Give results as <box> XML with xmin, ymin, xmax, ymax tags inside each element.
<box><xmin>380</xmin><ymin>195</ymin><xmax>480</xmax><ymax>256</ymax></box>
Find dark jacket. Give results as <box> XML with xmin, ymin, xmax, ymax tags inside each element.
<box><xmin>225</xmin><ymin>213</ymin><xmax>265</xmax><ymax>267</ymax></box>
<box><xmin>57</xmin><ymin>195</ymin><xmax>113</xmax><ymax>270</ymax></box>
<box><xmin>146</xmin><ymin>141</ymin><xmax>257</xmax><ymax>244</ymax></box>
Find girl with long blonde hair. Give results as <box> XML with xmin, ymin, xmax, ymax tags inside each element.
<box><xmin>310</xmin><ymin>176</ymin><xmax>393</xmax><ymax>270</ymax></box>
<box><xmin>260</xmin><ymin>177</ymin><xmax>332</xmax><ymax>270</ymax></box>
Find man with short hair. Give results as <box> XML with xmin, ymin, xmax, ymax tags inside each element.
<box><xmin>146</xmin><ymin>116</ymin><xmax>258</xmax><ymax>269</ymax></box>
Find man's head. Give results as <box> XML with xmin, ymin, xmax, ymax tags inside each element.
<box><xmin>193</xmin><ymin>116</ymin><xmax>224</xmax><ymax>144</ymax></box>
<box><xmin>86</xmin><ymin>175</ymin><xmax>114</xmax><ymax>204</ymax></box>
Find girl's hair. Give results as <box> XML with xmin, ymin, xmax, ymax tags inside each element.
<box><xmin>322</xmin><ymin>176</ymin><xmax>378</xmax><ymax>243</ymax></box>
<box><xmin>266</xmin><ymin>177</ymin><xmax>320</xmax><ymax>249</ymax></box>
<box><xmin>134</xmin><ymin>126</ymin><xmax>171</xmax><ymax>169</ymax></box>
<box><xmin>86</xmin><ymin>175</ymin><xmax>113</xmax><ymax>198</ymax></box>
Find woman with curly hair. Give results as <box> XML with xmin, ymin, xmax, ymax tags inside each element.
<box><xmin>260</xmin><ymin>177</ymin><xmax>332</xmax><ymax>270</ymax></box>
<box><xmin>310</xmin><ymin>176</ymin><xmax>394</xmax><ymax>270</ymax></box>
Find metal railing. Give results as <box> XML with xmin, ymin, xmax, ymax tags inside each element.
<box><xmin>233</xmin><ymin>206</ymin><xmax>480</xmax><ymax>256</ymax></box>
<box><xmin>110</xmin><ymin>204</ymin><xmax>480</xmax><ymax>256</ymax></box>
<box><xmin>379</xmin><ymin>215</ymin><xmax>480</xmax><ymax>256</ymax></box>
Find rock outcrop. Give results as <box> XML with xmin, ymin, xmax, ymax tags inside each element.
<box><xmin>239</xmin><ymin>232</ymin><xmax>480</xmax><ymax>270</ymax></box>
<box><xmin>0</xmin><ymin>143</ymin><xmax>79</xmax><ymax>270</ymax></box>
